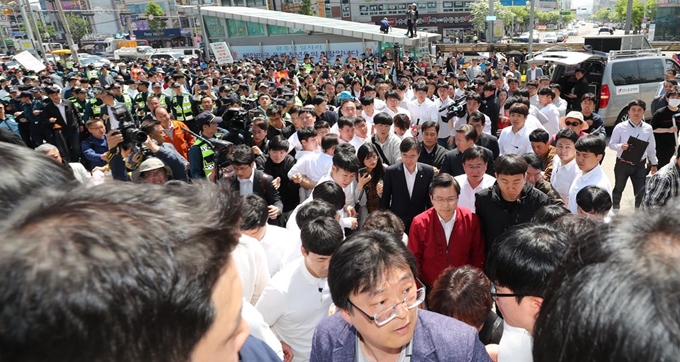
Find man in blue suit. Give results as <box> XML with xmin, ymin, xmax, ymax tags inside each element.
<box><xmin>310</xmin><ymin>230</ymin><xmax>492</xmax><ymax>362</ymax></box>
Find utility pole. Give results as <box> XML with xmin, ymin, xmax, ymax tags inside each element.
<box><xmin>528</xmin><ymin>0</ymin><xmax>535</xmax><ymax>55</ymax></box>
<box><xmin>488</xmin><ymin>0</ymin><xmax>494</xmax><ymax>44</ymax></box>
<box><xmin>197</xmin><ymin>2</ymin><xmax>210</xmax><ymax>61</ymax></box>
<box><xmin>0</xmin><ymin>27</ymin><xmax>8</xmax><ymax>54</ymax></box>
<box><xmin>624</xmin><ymin>0</ymin><xmax>633</xmax><ymax>34</ymax></box>
<box><xmin>53</xmin><ymin>0</ymin><xmax>80</xmax><ymax>65</ymax></box>
<box><xmin>23</xmin><ymin>0</ymin><xmax>49</xmax><ymax>64</ymax></box>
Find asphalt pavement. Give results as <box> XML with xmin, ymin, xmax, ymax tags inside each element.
<box><xmin>539</xmin><ymin>23</ymin><xmax>637</xmax><ymax>213</ymax></box>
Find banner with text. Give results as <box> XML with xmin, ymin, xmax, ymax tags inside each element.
<box><xmin>230</xmin><ymin>42</ymin><xmax>378</xmax><ymax>60</ymax></box>
<box><xmin>210</xmin><ymin>42</ymin><xmax>234</xmax><ymax>64</ymax></box>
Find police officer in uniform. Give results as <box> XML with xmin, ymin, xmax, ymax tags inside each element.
<box><xmin>133</xmin><ymin>80</ymin><xmax>151</xmax><ymax>121</ymax></box>
<box><xmin>188</xmin><ymin>111</ymin><xmax>225</xmax><ymax>179</ymax></box>
<box><xmin>86</xmin><ymin>87</ymin><xmax>105</xmax><ymax>122</ymax></box>
<box><xmin>111</xmin><ymin>83</ymin><xmax>133</xmax><ymax>109</ymax></box>
<box><xmin>151</xmin><ymin>82</ymin><xmax>169</xmax><ymax>109</ymax></box>
<box><xmin>169</xmin><ymin>83</ymin><xmax>197</xmax><ymax>133</ymax></box>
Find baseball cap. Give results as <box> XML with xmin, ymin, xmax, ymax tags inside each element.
<box><xmin>195</xmin><ymin>111</ymin><xmax>223</xmax><ymax>128</ymax></box>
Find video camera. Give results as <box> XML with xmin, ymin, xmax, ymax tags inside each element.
<box><xmin>438</xmin><ymin>96</ymin><xmax>467</xmax><ymax>120</ymax></box>
<box><xmin>222</xmin><ymin>107</ymin><xmax>253</xmax><ymax>146</ymax></box>
<box><xmin>112</xmin><ymin>104</ymin><xmax>147</xmax><ymax>145</ymax></box>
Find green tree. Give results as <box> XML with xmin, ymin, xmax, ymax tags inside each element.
<box><xmin>66</xmin><ymin>15</ymin><xmax>90</xmax><ymax>44</ymax></box>
<box><xmin>298</xmin><ymin>0</ymin><xmax>313</xmax><ymax>16</ymax></box>
<box><xmin>470</xmin><ymin>1</ymin><xmax>507</xmax><ymax>34</ymax></box>
<box><xmin>145</xmin><ymin>2</ymin><xmax>166</xmax><ymax>32</ymax></box>
<box><xmin>614</xmin><ymin>0</ymin><xmax>645</xmax><ymax>28</ymax></box>
<box><xmin>508</xmin><ymin>6</ymin><xmax>529</xmax><ymax>28</ymax></box>
<box><xmin>594</xmin><ymin>7</ymin><xmax>612</xmax><ymax>21</ymax></box>
<box><xmin>20</xmin><ymin>20</ymin><xmax>55</xmax><ymax>38</ymax></box>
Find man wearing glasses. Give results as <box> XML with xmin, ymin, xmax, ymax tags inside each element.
<box><xmin>311</xmin><ymin>230</ymin><xmax>491</xmax><ymax>361</ymax></box>
<box><xmin>407</xmin><ymin>173</ymin><xmax>486</xmax><ymax>291</ymax></box>
<box><xmin>486</xmin><ymin>224</ymin><xmax>569</xmax><ymax>362</ymax></box>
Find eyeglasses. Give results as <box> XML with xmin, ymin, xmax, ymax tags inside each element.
<box><xmin>564</xmin><ymin>121</ymin><xmax>582</xmax><ymax>127</ymax></box>
<box><xmin>432</xmin><ymin>196</ymin><xmax>458</xmax><ymax>204</ymax></box>
<box><xmin>490</xmin><ymin>283</ymin><xmax>523</xmax><ymax>302</ymax></box>
<box><xmin>142</xmin><ymin>169</ymin><xmax>166</xmax><ymax>179</ymax></box>
<box><xmin>348</xmin><ymin>285</ymin><xmax>426</xmax><ymax>327</ymax></box>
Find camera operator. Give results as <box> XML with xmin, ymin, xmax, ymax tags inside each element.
<box><xmin>107</xmin><ymin>118</ymin><xmax>189</xmax><ymax>183</ymax></box>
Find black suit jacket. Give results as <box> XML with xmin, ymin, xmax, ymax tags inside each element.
<box><xmin>476</xmin><ymin>133</ymin><xmax>500</xmax><ymax>161</ymax></box>
<box><xmin>440</xmin><ymin>146</ymin><xmax>495</xmax><ymax>178</ymax></box>
<box><xmin>380</xmin><ymin>162</ymin><xmax>434</xmax><ymax>232</ymax></box>
<box><xmin>41</xmin><ymin>99</ymin><xmax>81</xmax><ymax>133</ymax></box>
<box><xmin>229</xmin><ymin>169</ymin><xmax>283</xmax><ymax>211</ymax></box>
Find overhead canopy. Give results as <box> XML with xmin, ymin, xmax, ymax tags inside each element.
<box><xmin>179</xmin><ymin>6</ymin><xmax>441</xmax><ymax>47</ymax></box>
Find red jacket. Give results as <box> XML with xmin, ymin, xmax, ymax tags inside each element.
<box><xmin>408</xmin><ymin>207</ymin><xmax>486</xmax><ymax>287</ymax></box>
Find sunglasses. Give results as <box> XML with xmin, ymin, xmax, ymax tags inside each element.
<box><xmin>565</xmin><ymin>121</ymin><xmax>582</xmax><ymax>127</ymax></box>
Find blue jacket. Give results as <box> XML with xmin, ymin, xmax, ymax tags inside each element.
<box><xmin>239</xmin><ymin>335</ymin><xmax>282</xmax><ymax>362</ymax></box>
<box><xmin>82</xmin><ymin>135</ymin><xmax>109</xmax><ymax>169</ymax></box>
<box><xmin>310</xmin><ymin>310</ymin><xmax>491</xmax><ymax>362</ymax></box>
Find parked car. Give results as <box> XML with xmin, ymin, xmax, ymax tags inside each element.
<box><xmin>527</xmin><ymin>49</ymin><xmax>680</xmax><ymax>127</ymax></box>
<box><xmin>598</xmin><ymin>27</ymin><xmax>614</xmax><ymax>35</ymax></box>
<box><xmin>544</xmin><ymin>32</ymin><xmax>558</xmax><ymax>43</ymax></box>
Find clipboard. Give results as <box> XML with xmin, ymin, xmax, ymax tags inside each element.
<box><xmin>620</xmin><ymin>136</ymin><xmax>648</xmax><ymax>164</ymax></box>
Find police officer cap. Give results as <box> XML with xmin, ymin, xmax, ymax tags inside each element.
<box><xmin>19</xmin><ymin>91</ymin><xmax>33</xmax><ymax>99</ymax></box>
<box><xmin>151</xmin><ymin>82</ymin><xmax>162</xmax><ymax>88</ymax></box>
<box><xmin>72</xmin><ymin>87</ymin><xmax>86</xmax><ymax>94</ymax></box>
<box><xmin>218</xmin><ymin>85</ymin><xmax>232</xmax><ymax>93</ymax></box>
<box><xmin>138</xmin><ymin>80</ymin><xmax>150</xmax><ymax>88</ymax></box>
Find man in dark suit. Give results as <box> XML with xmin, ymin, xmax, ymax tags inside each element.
<box><xmin>229</xmin><ymin>144</ymin><xmax>283</xmax><ymax>222</ymax></box>
<box><xmin>42</xmin><ymin>86</ymin><xmax>82</xmax><ymax>162</ymax></box>
<box><xmin>566</xmin><ymin>68</ymin><xmax>589</xmax><ymax>111</ymax></box>
<box><xmin>468</xmin><ymin>110</ymin><xmax>500</xmax><ymax>159</ymax></box>
<box><xmin>380</xmin><ymin>137</ymin><xmax>434</xmax><ymax>233</ymax></box>
<box><xmin>310</xmin><ymin>230</ymin><xmax>491</xmax><ymax>362</ymax></box>
<box><xmin>441</xmin><ymin>124</ymin><xmax>495</xmax><ymax>177</ymax></box>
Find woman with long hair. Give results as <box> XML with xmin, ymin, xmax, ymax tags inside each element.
<box><xmin>355</xmin><ymin>143</ymin><xmax>386</xmax><ymax>225</ymax></box>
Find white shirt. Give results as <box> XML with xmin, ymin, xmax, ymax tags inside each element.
<box><xmin>550</xmin><ymin>156</ymin><xmax>578</xmax><ymax>200</ymax></box>
<box><xmin>238</xmin><ymin>168</ymin><xmax>255</xmax><ymax>196</ymax></box>
<box><xmin>454</xmin><ymin>112</ymin><xmax>491</xmax><ymax>135</ymax></box>
<box><xmin>242</xmin><ymin>300</ymin><xmax>284</xmax><ymax>360</ymax></box>
<box><xmin>233</xmin><ymin>234</ymin><xmax>270</xmax><ymax>306</ymax></box>
<box><xmin>609</xmin><ymin>119</ymin><xmax>658</xmax><ymax>164</ymax></box>
<box><xmin>539</xmin><ymin>103</ymin><xmax>560</xmax><ymax>137</ymax></box>
<box><xmin>530</xmin><ymin>94</ymin><xmax>540</xmax><ymax>109</ymax></box>
<box><xmin>403</xmin><ymin>165</ymin><xmax>418</xmax><ymax>198</ymax></box>
<box><xmin>438</xmin><ymin>212</ymin><xmax>457</xmax><ymax>245</ymax></box>
<box><xmin>498</xmin><ymin>321</ymin><xmax>534</xmax><ymax>362</ymax></box>
<box><xmin>255</xmin><ymin>258</ymin><xmax>333</xmax><ymax>362</ymax></box>
<box><xmin>54</xmin><ymin>100</ymin><xmax>67</xmax><ymax>123</ymax></box>
<box><xmin>258</xmin><ymin>224</ymin><xmax>298</xmax><ymax>277</ymax></box>
<box><xmin>288</xmin><ymin>152</ymin><xmax>333</xmax><ymax>183</ymax></box>
<box><xmin>434</xmin><ymin>97</ymin><xmax>454</xmax><ymax>138</ymax></box>
<box><xmin>361</xmin><ymin>110</ymin><xmax>375</xmax><ymax>129</ymax></box>
<box><xmin>383</xmin><ymin>106</ymin><xmax>411</xmax><ymax>121</ymax></box>
<box><xmin>553</xmin><ymin>97</ymin><xmax>568</xmax><ymax>118</ymax></box>
<box><xmin>107</xmin><ymin>105</ymin><xmax>120</xmax><ymax>129</ymax></box>
<box><xmin>316</xmin><ymin>173</ymin><xmax>356</xmax><ymax>229</ymax></box>
<box><xmin>350</xmin><ymin>134</ymin><xmax>367</xmax><ymax>151</ymax></box>
<box><xmin>567</xmin><ymin>164</ymin><xmax>613</xmax><ymax>214</ymax></box>
<box><xmin>454</xmin><ymin>174</ymin><xmax>496</xmax><ymax>213</ymax></box>
<box><xmin>499</xmin><ymin>123</ymin><xmax>535</xmax><ymax>155</ymax></box>
<box><xmin>406</xmin><ymin>98</ymin><xmax>438</xmax><ymax>127</ymax></box>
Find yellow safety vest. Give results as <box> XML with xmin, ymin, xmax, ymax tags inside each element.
<box><xmin>86</xmin><ymin>70</ymin><xmax>99</xmax><ymax>80</ymax></box>
<box><xmin>194</xmin><ymin>138</ymin><xmax>215</xmax><ymax>177</ymax></box>
<box><xmin>173</xmin><ymin>94</ymin><xmax>194</xmax><ymax>122</ymax></box>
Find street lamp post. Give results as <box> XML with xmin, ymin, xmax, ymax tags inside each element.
<box><xmin>527</xmin><ymin>0</ymin><xmax>535</xmax><ymax>55</ymax></box>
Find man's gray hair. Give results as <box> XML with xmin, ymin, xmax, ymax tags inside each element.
<box><xmin>34</xmin><ymin>143</ymin><xmax>59</xmax><ymax>154</ymax></box>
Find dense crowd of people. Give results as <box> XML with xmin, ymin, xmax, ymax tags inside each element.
<box><xmin>0</xmin><ymin>48</ymin><xmax>679</xmax><ymax>362</ymax></box>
